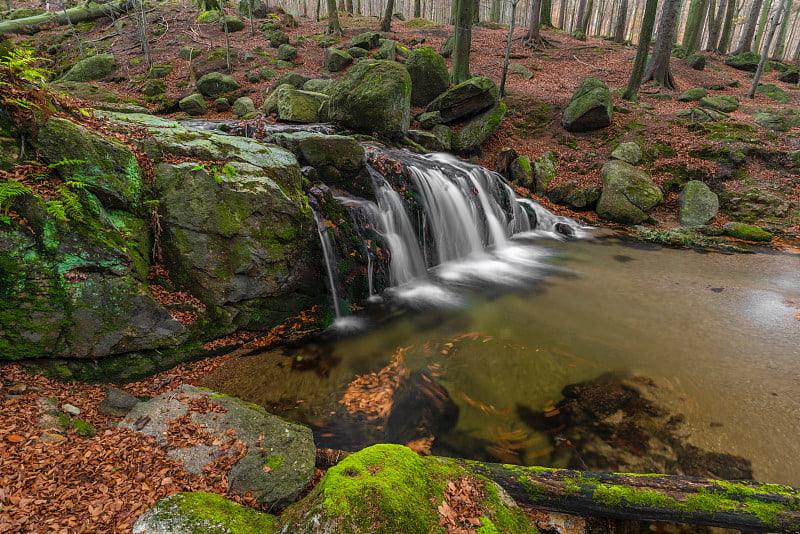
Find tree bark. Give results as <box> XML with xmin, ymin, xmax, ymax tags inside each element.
<box><xmin>622</xmin><ymin>0</ymin><xmax>657</xmax><ymax>100</ymax></box>
<box><xmin>454</xmin><ymin>461</ymin><xmax>800</xmax><ymax>533</ymax></box>
<box><xmin>717</xmin><ymin>0</ymin><xmax>737</xmax><ymax>52</ymax></box>
<box><xmin>771</xmin><ymin>0</ymin><xmax>793</xmax><ymax>58</ymax></box>
<box><xmin>451</xmin><ymin>0</ymin><xmax>477</xmax><ymax>83</ymax></box>
<box><xmin>753</xmin><ymin>0</ymin><xmax>775</xmax><ymax>52</ymax></box>
<box><xmin>541</xmin><ymin>0</ymin><xmax>554</xmax><ymax>26</ymax></box>
<box><xmin>0</xmin><ymin>0</ymin><xmax>131</xmax><ymax>35</ymax></box>
<box><xmin>558</xmin><ymin>0</ymin><xmax>567</xmax><ymax>28</ymax></box>
<box><xmin>500</xmin><ymin>0</ymin><xmax>520</xmax><ymax>95</ymax></box>
<box><xmin>613</xmin><ymin>0</ymin><xmax>628</xmax><ymax>41</ymax></box>
<box><xmin>643</xmin><ymin>0</ymin><xmax>680</xmax><ymax>90</ymax></box>
<box><xmin>575</xmin><ymin>0</ymin><xmax>587</xmax><ymax>32</ymax></box>
<box><xmin>380</xmin><ymin>0</ymin><xmax>394</xmax><ymax>31</ymax></box>
<box><xmin>732</xmin><ymin>0</ymin><xmax>764</xmax><ymax>54</ymax></box>
<box><xmin>704</xmin><ymin>0</ymin><xmax>726</xmax><ymax>50</ymax></box>
<box><xmin>326</xmin><ymin>0</ymin><xmax>342</xmax><ymax>34</ymax></box>
<box><xmin>681</xmin><ymin>0</ymin><xmax>708</xmax><ymax>54</ymax></box>
<box><xmin>748</xmin><ymin>0</ymin><xmax>791</xmax><ymax>97</ymax></box>
<box><xmin>579</xmin><ymin>0</ymin><xmax>593</xmax><ymax>32</ymax></box>
<box><xmin>525</xmin><ymin>0</ymin><xmax>542</xmax><ymax>42</ymax></box>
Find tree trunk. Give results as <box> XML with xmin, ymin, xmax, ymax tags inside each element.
<box><xmin>0</xmin><ymin>0</ymin><xmax>131</xmax><ymax>35</ymax></box>
<box><xmin>732</xmin><ymin>0</ymin><xmax>764</xmax><ymax>54</ymax></box>
<box><xmin>558</xmin><ymin>0</ymin><xmax>567</xmax><ymax>27</ymax></box>
<box><xmin>643</xmin><ymin>0</ymin><xmax>680</xmax><ymax>89</ymax></box>
<box><xmin>771</xmin><ymin>0</ymin><xmax>793</xmax><ymax>58</ymax></box>
<box><xmin>622</xmin><ymin>0</ymin><xmax>657</xmax><ymax>100</ymax></box>
<box><xmin>579</xmin><ymin>0</ymin><xmax>593</xmax><ymax>32</ymax></box>
<box><xmin>451</xmin><ymin>0</ymin><xmax>477</xmax><ymax>83</ymax></box>
<box><xmin>525</xmin><ymin>0</ymin><xmax>542</xmax><ymax>42</ymax></box>
<box><xmin>326</xmin><ymin>0</ymin><xmax>342</xmax><ymax>33</ymax></box>
<box><xmin>381</xmin><ymin>0</ymin><xmax>394</xmax><ymax>31</ymax></box>
<box><xmin>575</xmin><ymin>0</ymin><xmax>587</xmax><ymax>32</ymax></box>
<box><xmin>748</xmin><ymin>0</ymin><xmax>791</xmax><ymax>96</ymax></box>
<box><xmin>541</xmin><ymin>0</ymin><xmax>553</xmax><ymax>26</ymax></box>
<box><xmin>456</xmin><ymin>461</ymin><xmax>800</xmax><ymax>533</ymax></box>
<box><xmin>753</xmin><ymin>0</ymin><xmax>775</xmax><ymax>51</ymax></box>
<box><xmin>413</xmin><ymin>0</ymin><xmax>421</xmax><ymax>18</ymax></box>
<box><xmin>704</xmin><ymin>0</ymin><xmax>726</xmax><ymax>50</ymax></box>
<box><xmin>717</xmin><ymin>0</ymin><xmax>737</xmax><ymax>52</ymax></box>
<box><xmin>500</xmin><ymin>0</ymin><xmax>520</xmax><ymax>95</ymax></box>
<box><xmin>613</xmin><ymin>0</ymin><xmax>628</xmax><ymax>41</ymax></box>
<box><xmin>681</xmin><ymin>0</ymin><xmax>708</xmax><ymax>54</ymax></box>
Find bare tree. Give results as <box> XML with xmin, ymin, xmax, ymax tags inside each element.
<box><xmin>622</xmin><ymin>0</ymin><xmax>657</xmax><ymax>100</ymax></box>
<box><xmin>772</xmin><ymin>0</ymin><xmax>794</xmax><ymax>58</ymax></box>
<box><xmin>643</xmin><ymin>0</ymin><xmax>680</xmax><ymax>90</ymax></box>
<box><xmin>749</xmin><ymin>0</ymin><xmax>791</xmax><ymax>96</ymax></box>
<box><xmin>753</xmin><ymin>0</ymin><xmax>775</xmax><ymax>52</ymax></box>
<box><xmin>451</xmin><ymin>0</ymin><xmax>477</xmax><ymax>83</ymax></box>
<box><xmin>613</xmin><ymin>0</ymin><xmax>628</xmax><ymax>41</ymax></box>
<box><xmin>732</xmin><ymin>0</ymin><xmax>764</xmax><ymax>54</ymax></box>
<box><xmin>381</xmin><ymin>0</ymin><xmax>395</xmax><ymax>31</ymax></box>
<box><xmin>717</xmin><ymin>0</ymin><xmax>738</xmax><ymax>52</ymax></box>
<box><xmin>704</xmin><ymin>0</ymin><xmax>726</xmax><ymax>50</ymax></box>
<box><xmin>681</xmin><ymin>0</ymin><xmax>708</xmax><ymax>54</ymax></box>
<box><xmin>500</xmin><ymin>0</ymin><xmax>521</xmax><ymax>95</ymax></box>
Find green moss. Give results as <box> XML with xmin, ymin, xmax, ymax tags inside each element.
<box><xmin>267</xmin><ymin>455</ymin><xmax>285</xmax><ymax>470</ymax></box>
<box><xmin>593</xmin><ymin>485</ymin><xmax>675</xmax><ymax>508</ymax></box>
<box><xmin>72</xmin><ymin>418</ymin><xmax>96</xmax><ymax>437</ymax></box>
<box><xmin>147</xmin><ymin>491</ymin><xmax>276</xmax><ymax>533</ymax></box>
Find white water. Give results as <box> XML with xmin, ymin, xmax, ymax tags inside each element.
<box><xmin>311</xmin><ymin>209</ymin><xmax>343</xmax><ymax>319</ymax></box>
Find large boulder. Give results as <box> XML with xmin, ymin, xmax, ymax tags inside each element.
<box><xmin>677</xmin><ymin>87</ymin><xmax>707</xmax><ymax>102</ymax></box>
<box><xmin>452</xmin><ymin>102</ymin><xmax>506</xmax><ymax>154</ymax></box>
<box><xmin>679</xmin><ymin>180</ymin><xmax>718</xmax><ymax>226</ymax></box>
<box><xmin>777</xmin><ymin>69</ymin><xmax>800</xmax><ymax>84</ymax></box>
<box><xmin>237</xmin><ymin>0</ymin><xmax>269</xmax><ymax>18</ymax></box>
<box><xmin>265</xmin><ymin>85</ymin><xmax>330</xmax><ymax>122</ymax></box>
<box><xmin>329</xmin><ymin>59</ymin><xmax>411</xmax><ymax>140</ymax></box>
<box><xmin>277</xmin><ymin>444</ymin><xmax>536</xmax><ymax>533</ymax></box>
<box><xmin>121</xmin><ymin>385</ymin><xmax>316</xmax><ymax>508</ymax></box>
<box><xmin>267</xmin><ymin>132</ymin><xmax>364</xmax><ymax>177</ymax></box>
<box><xmin>179</xmin><ymin>93</ymin><xmax>207</xmax><ymax>116</ymax></box>
<box><xmin>405</xmin><ymin>46</ymin><xmax>449</xmax><ymax>107</ymax></box>
<box><xmin>562</xmin><ymin>78</ymin><xmax>613</xmax><ymax>132</ymax></box>
<box><xmin>196</xmin><ymin>72</ymin><xmax>240</xmax><ymax>98</ymax></box>
<box><xmin>232</xmin><ymin>96</ymin><xmax>256</xmax><ymax>119</ymax></box>
<box><xmin>324</xmin><ymin>47</ymin><xmax>353</xmax><ymax>72</ymax></box>
<box><xmin>58</xmin><ymin>53</ymin><xmax>116</xmax><ymax>82</ymax></box>
<box><xmin>425</xmin><ymin>76</ymin><xmax>499</xmax><ymax>124</ymax></box>
<box><xmin>725</xmin><ymin>51</ymin><xmax>760</xmax><ymax>71</ymax></box>
<box><xmin>350</xmin><ymin>30</ymin><xmax>383</xmax><ymax>50</ymax></box>
<box><xmin>596</xmin><ymin>159</ymin><xmax>663</xmax><ymax>224</ymax></box>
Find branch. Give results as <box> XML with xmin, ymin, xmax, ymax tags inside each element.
<box><xmin>0</xmin><ymin>0</ymin><xmax>133</xmax><ymax>35</ymax></box>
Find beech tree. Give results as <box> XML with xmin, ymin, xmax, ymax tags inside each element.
<box><xmin>681</xmin><ymin>0</ymin><xmax>708</xmax><ymax>54</ymax></box>
<box><xmin>451</xmin><ymin>0</ymin><xmax>477</xmax><ymax>83</ymax></box>
<box><xmin>643</xmin><ymin>0</ymin><xmax>681</xmax><ymax>90</ymax></box>
<box><xmin>326</xmin><ymin>0</ymin><xmax>342</xmax><ymax>33</ymax></box>
<box><xmin>704</xmin><ymin>0</ymin><xmax>727</xmax><ymax>51</ymax></box>
<box><xmin>748</xmin><ymin>0</ymin><xmax>791</xmax><ymax>97</ymax></box>
<box><xmin>613</xmin><ymin>0</ymin><xmax>628</xmax><ymax>42</ymax></box>
<box><xmin>381</xmin><ymin>0</ymin><xmax>394</xmax><ymax>32</ymax></box>
<box><xmin>622</xmin><ymin>0</ymin><xmax>657</xmax><ymax>100</ymax></box>
<box><xmin>771</xmin><ymin>0</ymin><xmax>794</xmax><ymax>58</ymax></box>
<box><xmin>716</xmin><ymin>0</ymin><xmax>738</xmax><ymax>52</ymax></box>
<box><xmin>732</xmin><ymin>0</ymin><xmax>764</xmax><ymax>54</ymax></box>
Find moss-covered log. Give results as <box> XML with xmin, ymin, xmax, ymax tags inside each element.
<box><xmin>456</xmin><ymin>460</ymin><xmax>800</xmax><ymax>533</ymax></box>
<box><xmin>0</xmin><ymin>0</ymin><xmax>131</xmax><ymax>35</ymax></box>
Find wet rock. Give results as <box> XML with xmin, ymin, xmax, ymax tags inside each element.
<box><xmin>564</xmin><ymin>185</ymin><xmax>602</xmax><ymax>209</ymax></box>
<box><xmin>121</xmin><ymin>385</ymin><xmax>315</xmax><ymax>508</ymax></box>
<box><xmin>495</xmin><ymin>147</ymin><xmax>519</xmax><ymax>177</ymax></box>
<box><xmin>679</xmin><ymin>180</ymin><xmax>718</xmax><ymax>226</ymax></box>
<box><xmin>408</xmin><ymin>129</ymin><xmax>448</xmax><ymax>152</ymax></box>
<box><xmin>562</xmin><ymin>78</ymin><xmax>612</xmax><ymax>132</ymax></box>
<box><xmin>547</xmin><ymin>180</ymin><xmax>577</xmax><ymax>204</ymax></box>
<box><xmin>452</xmin><ymin>102</ymin><xmax>506</xmax><ymax>155</ymax></box>
<box><xmin>99</xmin><ymin>388</ymin><xmax>141</xmax><ymax>417</ymax></box>
<box><xmin>266</xmin><ymin>132</ymin><xmax>365</xmax><ymax>185</ymax></box>
<box><xmin>723</xmin><ymin>222</ymin><xmax>773</xmax><ymax>242</ymax></box>
<box><xmin>509</xmin><ymin>155</ymin><xmax>534</xmax><ymax>189</ymax></box>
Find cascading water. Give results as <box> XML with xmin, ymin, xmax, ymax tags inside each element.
<box><xmin>316</xmin><ymin>147</ymin><xmax>588</xmax><ymax>316</ymax></box>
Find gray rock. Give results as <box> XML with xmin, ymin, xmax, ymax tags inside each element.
<box><xmin>676</xmin><ymin>107</ymin><xmax>728</xmax><ymax>122</ymax></box>
<box><xmin>179</xmin><ymin>93</ymin><xmax>207</xmax><ymax>116</ymax></box>
<box><xmin>268</xmin><ymin>86</ymin><xmax>330</xmax><ymax>122</ymax></box>
<box><xmin>98</xmin><ymin>388</ymin><xmax>141</xmax><ymax>417</ymax></box>
<box><xmin>196</xmin><ymin>72</ymin><xmax>240</xmax><ymax>98</ymax></box>
<box><xmin>417</xmin><ymin>110</ymin><xmax>442</xmax><ymax>129</ymax></box>
<box><xmin>597</xmin><ymin>160</ymin><xmax>663</xmax><ymax>224</ymax></box>
<box><xmin>277</xmin><ymin>43</ymin><xmax>297</xmax><ymax>62</ymax></box>
<box><xmin>324</xmin><ymin>47</ymin><xmax>353</xmax><ymax>72</ymax></box>
<box><xmin>61</xmin><ymin>403</ymin><xmax>81</xmax><ymax>416</ymax></box>
<box><xmin>677</xmin><ymin>87</ymin><xmax>707</xmax><ymax>102</ymax></box>
<box><xmin>350</xmin><ymin>31</ymin><xmax>383</xmax><ymax>50</ymax></box>
<box><xmin>562</xmin><ymin>78</ymin><xmax>612</xmax><ymax>132</ymax></box>
<box><xmin>408</xmin><ymin>129</ymin><xmax>448</xmax><ymax>152</ymax></box>
<box><xmin>508</xmin><ymin>63</ymin><xmax>534</xmax><ymax>79</ymax></box>
<box><xmin>58</xmin><ymin>53</ymin><xmax>116</xmax><ymax>82</ymax></box>
<box><xmin>565</xmin><ymin>185</ymin><xmax>602</xmax><ymax>209</ymax></box>
<box><xmin>213</xmin><ymin>97</ymin><xmax>231</xmax><ymax>112</ymax></box>
<box><xmin>232</xmin><ymin>96</ymin><xmax>256</xmax><ymax>119</ymax></box>
<box><xmin>533</xmin><ymin>150</ymin><xmax>559</xmax><ymax>196</ymax></box>
<box><xmin>121</xmin><ymin>385</ymin><xmax>315</xmax><ymax>508</ymax></box>
<box><xmin>452</xmin><ymin>103</ymin><xmax>506</xmax><ymax>154</ymax></box>
<box><xmin>237</xmin><ymin>0</ymin><xmax>269</xmax><ymax>18</ymax></box>
<box><xmin>699</xmin><ymin>95</ymin><xmax>739</xmax><ymax>113</ymax></box>
<box><xmin>425</xmin><ymin>76</ymin><xmax>499</xmax><ymax>124</ymax></box>
<box><xmin>303</xmin><ymin>78</ymin><xmax>334</xmax><ymax>93</ymax></box>
<box><xmin>679</xmin><ymin>180</ymin><xmax>718</xmax><ymax>226</ymax></box>
<box><xmin>610</xmin><ymin>141</ymin><xmax>642</xmax><ymax>165</ymax></box>
<box><xmin>496</xmin><ymin>147</ymin><xmax>519</xmax><ymax>177</ymax></box>
<box><xmin>273</xmin><ymin>72</ymin><xmax>308</xmax><ymax>88</ymax></box>
<box><xmin>405</xmin><ymin>47</ymin><xmax>449</xmax><ymax>107</ymax></box>
<box><xmin>267</xmin><ymin>132</ymin><xmax>365</xmax><ymax>186</ymax></box>
<box><xmin>547</xmin><ymin>180</ymin><xmax>577</xmax><ymax>204</ymax></box>
<box><xmin>219</xmin><ymin>15</ymin><xmax>245</xmax><ymax>32</ymax></box>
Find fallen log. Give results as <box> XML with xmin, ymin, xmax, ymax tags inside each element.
<box><xmin>455</xmin><ymin>460</ymin><xmax>800</xmax><ymax>533</ymax></box>
<box><xmin>0</xmin><ymin>0</ymin><xmax>132</xmax><ymax>36</ymax></box>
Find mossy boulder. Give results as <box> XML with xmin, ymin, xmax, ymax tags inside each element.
<box><xmin>676</xmin><ymin>107</ymin><xmax>728</xmax><ymax>123</ymax></box>
<box><xmin>677</xmin><ymin>87</ymin><xmax>707</xmax><ymax>102</ymax></box>
<box><xmin>140</xmin><ymin>79</ymin><xmax>166</xmax><ymax>97</ymax></box>
<box><xmin>191</xmin><ymin>48</ymin><xmax>238</xmax><ymax>79</ymax></box>
<box><xmin>133</xmin><ymin>491</ymin><xmax>277</xmax><ymax>534</ymax></box>
<box><xmin>684</xmin><ymin>53</ymin><xmax>705</xmax><ymax>70</ymax></box>
<box><xmin>753</xmin><ymin>109</ymin><xmax>799</xmax><ymax>131</ymax></box>
<box><xmin>302</xmin><ymin>78</ymin><xmax>334</xmax><ymax>93</ymax></box>
<box><xmin>547</xmin><ymin>180</ymin><xmax>577</xmax><ymax>204</ymax></box>
<box><xmin>324</xmin><ymin>47</ymin><xmax>352</xmax><ymax>72</ymax></box>
<box><xmin>35</xmin><ymin>116</ymin><xmax>143</xmax><ymax>209</ymax></box>
<box><xmin>219</xmin><ymin>15</ymin><xmax>245</xmax><ymax>32</ymax></box>
<box><xmin>533</xmin><ymin>150</ymin><xmax>559</xmax><ymax>196</ymax></box>
<box><xmin>405</xmin><ymin>46</ymin><xmax>449</xmax><ymax>106</ymax></box>
<box><xmin>777</xmin><ymin>69</ymin><xmax>799</xmax><ymax>84</ymax></box>
<box><xmin>329</xmin><ymin>59</ymin><xmax>411</xmax><ymax>140</ymax></box>
<box><xmin>196</xmin><ymin>72</ymin><xmax>240</xmax><ymax>97</ymax></box>
<box><xmin>150</xmin><ymin>64</ymin><xmax>173</xmax><ymax>79</ymax></box>
<box><xmin>214</xmin><ymin>97</ymin><xmax>231</xmax><ymax>112</ymax></box>
<box><xmin>277</xmin><ymin>43</ymin><xmax>297</xmax><ymax>62</ymax></box>
<box><xmin>723</xmin><ymin>222</ymin><xmax>772</xmax><ymax>242</ymax></box>
<box><xmin>179</xmin><ymin>46</ymin><xmax>201</xmax><ymax>61</ymax></box>
<box><xmin>260</xmin><ymin>65</ymin><xmax>278</xmax><ymax>81</ymax></box>
<box><xmin>350</xmin><ymin>30</ymin><xmax>383</xmax><ymax>50</ymax></box>
<box><xmin>277</xmin><ymin>444</ymin><xmax>537</xmax><ymax>533</ymax></box>
<box><xmin>267</xmin><ymin>29</ymin><xmax>289</xmax><ymax>48</ymax></box>
<box><xmin>562</xmin><ymin>78</ymin><xmax>612</xmax><ymax>132</ymax></box>
<box><xmin>509</xmin><ymin>155</ymin><xmax>534</xmax><ymax>190</ymax></box>
<box><xmin>273</xmin><ymin>71</ymin><xmax>308</xmax><ymax>88</ymax></box>
<box><xmin>452</xmin><ymin>102</ymin><xmax>506</xmax><ymax>155</ymax></box>
<box><xmin>408</xmin><ymin>129</ymin><xmax>449</xmax><ymax>151</ymax></box>
<box><xmin>565</xmin><ymin>184</ymin><xmax>602</xmax><ymax>209</ymax></box>
<box><xmin>610</xmin><ymin>141</ymin><xmax>642</xmax><ymax>165</ymax></box>
<box><xmin>754</xmin><ymin>84</ymin><xmax>790</xmax><ymax>104</ymax></box>
<box><xmin>425</xmin><ymin>76</ymin><xmax>499</xmax><ymax>124</ymax></box>
<box><xmin>346</xmin><ymin>46</ymin><xmax>368</xmax><ymax>58</ymax></box>
<box><xmin>725</xmin><ymin>51</ymin><xmax>760</xmax><ymax>71</ymax></box>
<box><xmin>509</xmin><ymin>63</ymin><xmax>534</xmax><ymax>79</ymax></box>
<box><xmin>440</xmin><ymin>36</ymin><xmax>455</xmax><ymax>57</ymax></box>
<box><xmin>58</xmin><ymin>53</ymin><xmax>116</xmax><ymax>82</ymax></box>
<box><xmin>679</xmin><ymin>180</ymin><xmax>718</xmax><ymax>226</ymax></box>
<box><xmin>699</xmin><ymin>95</ymin><xmax>739</xmax><ymax>113</ymax></box>
<box><xmin>179</xmin><ymin>93</ymin><xmax>207</xmax><ymax>116</ymax></box>
<box><xmin>237</xmin><ymin>0</ymin><xmax>269</xmax><ymax>18</ymax></box>
<box><xmin>232</xmin><ymin>96</ymin><xmax>256</xmax><ymax>119</ymax></box>
<box><xmin>597</xmin><ymin>159</ymin><xmax>663</xmax><ymax>224</ymax></box>
<box><xmin>267</xmin><ymin>132</ymin><xmax>365</xmax><ymax>191</ymax></box>
<box><xmin>270</xmin><ymin>86</ymin><xmax>330</xmax><ymax>123</ymax></box>
<box><xmin>122</xmin><ymin>385</ymin><xmax>316</xmax><ymax>508</ymax></box>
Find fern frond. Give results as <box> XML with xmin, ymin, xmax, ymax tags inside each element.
<box><xmin>58</xmin><ymin>188</ymin><xmax>86</xmax><ymax>222</ymax></box>
<box><xmin>65</xmin><ymin>180</ymin><xmax>90</xmax><ymax>190</ymax></box>
<box><xmin>0</xmin><ymin>180</ymin><xmax>33</xmax><ymax>213</ymax></box>
<box><xmin>45</xmin><ymin>200</ymin><xmax>69</xmax><ymax>221</ymax></box>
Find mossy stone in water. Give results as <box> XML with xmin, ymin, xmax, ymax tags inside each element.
<box><xmin>723</xmin><ymin>222</ymin><xmax>773</xmax><ymax>242</ymax></box>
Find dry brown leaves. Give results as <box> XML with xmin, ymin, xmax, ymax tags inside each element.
<box><xmin>339</xmin><ymin>345</ymin><xmax>411</xmax><ymax>421</ymax></box>
<box><xmin>437</xmin><ymin>477</ymin><xmax>486</xmax><ymax>534</ymax></box>
<box><xmin>147</xmin><ymin>266</ymin><xmax>207</xmax><ymax>325</ymax></box>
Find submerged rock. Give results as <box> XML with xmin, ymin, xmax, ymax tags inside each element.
<box><xmin>122</xmin><ymin>385</ymin><xmax>316</xmax><ymax>508</ymax></box>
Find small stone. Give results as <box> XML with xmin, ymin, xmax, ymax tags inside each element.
<box><xmin>61</xmin><ymin>403</ymin><xmax>81</xmax><ymax>416</ymax></box>
<box><xmin>246</xmin><ymin>70</ymin><xmax>261</xmax><ymax>83</ymax></box>
<box><xmin>99</xmin><ymin>388</ymin><xmax>141</xmax><ymax>417</ymax></box>
<box><xmin>37</xmin><ymin>397</ymin><xmax>60</xmax><ymax>415</ymax></box>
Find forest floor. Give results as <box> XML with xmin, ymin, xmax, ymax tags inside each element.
<box><xmin>2</xmin><ymin>4</ymin><xmax>800</xmax><ymax>533</ymax></box>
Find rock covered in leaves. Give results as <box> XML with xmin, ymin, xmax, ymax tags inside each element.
<box><xmin>597</xmin><ymin>159</ymin><xmax>663</xmax><ymax>224</ymax></box>
<box><xmin>121</xmin><ymin>385</ymin><xmax>316</xmax><ymax>508</ymax></box>
<box><xmin>329</xmin><ymin>59</ymin><xmax>411</xmax><ymax>140</ymax></box>
<box><xmin>425</xmin><ymin>76</ymin><xmax>499</xmax><ymax>124</ymax></box>
<box><xmin>405</xmin><ymin>46</ymin><xmax>449</xmax><ymax>107</ymax></box>
<box><xmin>561</xmin><ymin>78</ymin><xmax>612</xmax><ymax>132</ymax></box>
<box><xmin>58</xmin><ymin>53</ymin><xmax>116</xmax><ymax>82</ymax></box>
<box><xmin>276</xmin><ymin>444</ymin><xmax>536</xmax><ymax>534</ymax></box>
<box><xmin>679</xmin><ymin>180</ymin><xmax>718</xmax><ymax>226</ymax></box>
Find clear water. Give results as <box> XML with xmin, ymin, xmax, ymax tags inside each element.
<box><xmin>204</xmin><ymin>236</ymin><xmax>800</xmax><ymax>486</ymax></box>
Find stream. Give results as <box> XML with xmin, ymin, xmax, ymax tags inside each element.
<box><xmin>205</xmin><ymin>235</ymin><xmax>800</xmax><ymax>486</ymax></box>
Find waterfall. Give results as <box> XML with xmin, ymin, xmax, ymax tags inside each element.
<box><xmin>311</xmin><ymin>209</ymin><xmax>344</xmax><ymax>319</ymax></box>
<box><xmin>315</xmin><ymin>147</ymin><xmax>588</xmax><ymax>314</ymax></box>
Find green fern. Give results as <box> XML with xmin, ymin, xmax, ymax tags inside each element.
<box><xmin>44</xmin><ymin>200</ymin><xmax>68</xmax><ymax>221</ymax></box>
<box><xmin>0</xmin><ymin>47</ymin><xmax>51</xmax><ymax>85</ymax></box>
<box><xmin>57</xmin><ymin>187</ymin><xmax>86</xmax><ymax>222</ymax></box>
<box><xmin>0</xmin><ymin>180</ymin><xmax>33</xmax><ymax>213</ymax></box>
<box><xmin>49</xmin><ymin>158</ymin><xmax>87</xmax><ymax>169</ymax></box>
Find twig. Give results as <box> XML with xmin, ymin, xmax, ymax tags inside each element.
<box><xmin>573</xmin><ymin>54</ymin><xmax>607</xmax><ymax>71</ymax></box>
